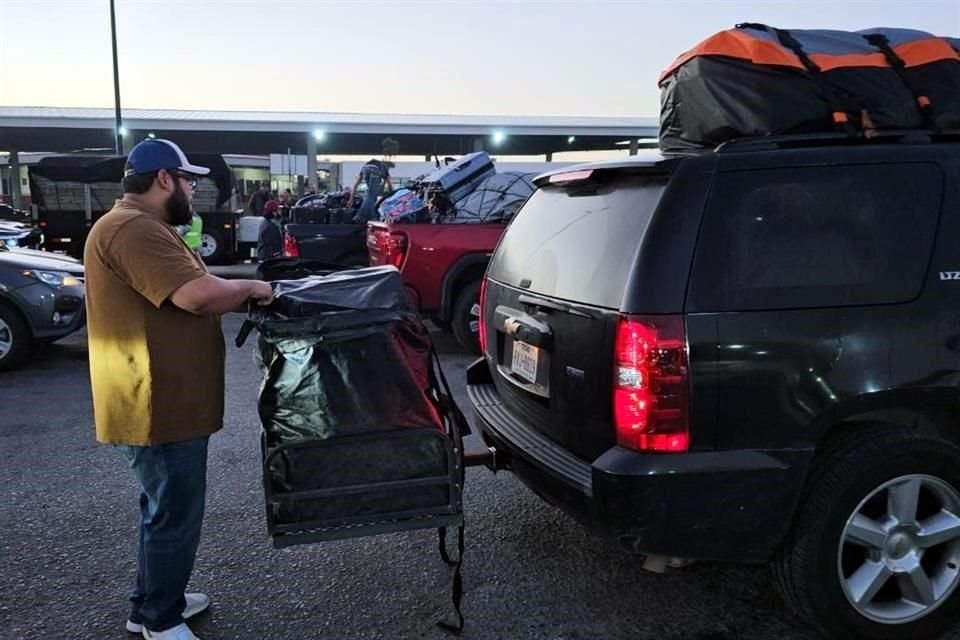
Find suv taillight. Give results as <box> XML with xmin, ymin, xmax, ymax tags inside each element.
<box><xmin>283</xmin><ymin>232</ymin><xmax>299</xmax><ymax>258</ymax></box>
<box><xmin>479</xmin><ymin>277</ymin><xmax>488</xmax><ymax>354</ymax></box>
<box><xmin>370</xmin><ymin>228</ymin><xmax>409</xmax><ymax>269</ymax></box>
<box><xmin>613</xmin><ymin>314</ymin><xmax>689</xmax><ymax>453</ymax></box>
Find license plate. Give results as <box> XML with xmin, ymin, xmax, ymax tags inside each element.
<box><xmin>511</xmin><ymin>340</ymin><xmax>539</xmax><ymax>384</ymax></box>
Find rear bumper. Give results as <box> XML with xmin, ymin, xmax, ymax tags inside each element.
<box><xmin>467</xmin><ymin>365</ymin><xmax>812</xmax><ymax>563</ymax></box>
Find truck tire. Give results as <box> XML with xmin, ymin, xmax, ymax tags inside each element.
<box><xmin>199</xmin><ymin>229</ymin><xmax>226</xmax><ymax>265</ymax></box>
<box><xmin>0</xmin><ymin>303</ymin><xmax>32</xmax><ymax>371</ymax></box>
<box><xmin>451</xmin><ymin>281</ymin><xmax>481</xmax><ymax>355</ymax></box>
<box><xmin>773</xmin><ymin>425</ymin><xmax>960</xmax><ymax>640</ymax></box>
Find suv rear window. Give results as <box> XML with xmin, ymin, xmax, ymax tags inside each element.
<box><xmin>488</xmin><ymin>175</ymin><xmax>668</xmax><ymax>309</ymax></box>
<box><xmin>688</xmin><ymin>163</ymin><xmax>943</xmax><ymax>311</ymax></box>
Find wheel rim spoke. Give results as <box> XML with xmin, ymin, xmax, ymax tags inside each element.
<box><xmin>847</xmin><ymin>514</ymin><xmax>888</xmax><ymax>549</ymax></box>
<box><xmin>848</xmin><ymin>560</ymin><xmax>893</xmax><ymax>606</ymax></box>
<box><xmin>0</xmin><ymin>321</ymin><xmax>11</xmax><ymax>357</ymax></box>
<box><xmin>888</xmin><ymin>478</ymin><xmax>922</xmax><ymax>525</ymax></box>
<box><xmin>899</xmin><ymin>566</ymin><xmax>937</xmax><ymax>607</ymax></box>
<box><xmin>917</xmin><ymin>510</ymin><xmax>960</xmax><ymax>549</ymax></box>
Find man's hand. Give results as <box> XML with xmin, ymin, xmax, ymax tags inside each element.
<box><xmin>249</xmin><ymin>280</ymin><xmax>274</xmax><ymax>306</ymax></box>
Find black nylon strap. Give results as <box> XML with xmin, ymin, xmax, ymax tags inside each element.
<box><xmin>436</xmin><ymin>524</ymin><xmax>465</xmax><ymax>635</ymax></box>
<box><xmin>429</xmin><ymin>340</ymin><xmax>467</xmax><ymax>633</ymax></box>
<box><xmin>235</xmin><ymin>319</ymin><xmax>255</xmax><ymax>348</ymax></box>
<box><xmin>438</xmin><ymin>526</ymin><xmax>456</xmax><ymax>566</ymax></box>
<box><xmin>863</xmin><ymin>33</ymin><xmax>938</xmax><ymax>129</ymax></box>
<box><xmin>769</xmin><ymin>27</ymin><xmax>860</xmax><ymax>136</ymax></box>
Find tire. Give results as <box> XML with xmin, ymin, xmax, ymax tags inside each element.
<box><xmin>773</xmin><ymin>425</ymin><xmax>960</xmax><ymax>640</ymax></box>
<box><xmin>0</xmin><ymin>304</ymin><xmax>32</xmax><ymax>371</ymax></box>
<box><xmin>198</xmin><ymin>229</ymin><xmax>226</xmax><ymax>265</ymax></box>
<box><xmin>451</xmin><ymin>280</ymin><xmax>482</xmax><ymax>355</ymax></box>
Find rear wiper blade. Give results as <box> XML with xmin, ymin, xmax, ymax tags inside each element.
<box><xmin>517</xmin><ymin>294</ymin><xmax>593</xmax><ymax>318</ymax></box>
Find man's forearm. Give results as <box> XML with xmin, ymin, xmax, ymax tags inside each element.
<box><xmin>194</xmin><ymin>278</ymin><xmax>265</xmax><ymax>315</ymax></box>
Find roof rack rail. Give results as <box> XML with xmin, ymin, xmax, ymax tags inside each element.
<box><xmin>714</xmin><ymin>129</ymin><xmax>960</xmax><ymax>153</ymax></box>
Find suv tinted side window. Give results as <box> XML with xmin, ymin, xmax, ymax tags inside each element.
<box><xmin>688</xmin><ymin>163</ymin><xmax>943</xmax><ymax>312</ymax></box>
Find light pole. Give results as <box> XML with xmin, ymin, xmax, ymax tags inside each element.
<box><xmin>110</xmin><ymin>0</ymin><xmax>123</xmax><ymax>155</ymax></box>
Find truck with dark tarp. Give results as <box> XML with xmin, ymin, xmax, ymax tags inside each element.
<box><xmin>28</xmin><ymin>153</ymin><xmax>240</xmax><ymax>264</ymax></box>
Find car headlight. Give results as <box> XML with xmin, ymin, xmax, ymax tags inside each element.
<box><xmin>21</xmin><ymin>270</ymin><xmax>82</xmax><ymax>288</ymax></box>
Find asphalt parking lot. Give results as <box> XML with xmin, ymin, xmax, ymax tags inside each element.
<box><xmin>0</xmin><ymin>313</ymin><xmax>914</xmax><ymax>640</ymax></box>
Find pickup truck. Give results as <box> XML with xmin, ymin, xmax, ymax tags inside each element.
<box><xmin>365</xmin><ymin>171</ymin><xmax>537</xmax><ymax>353</ymax></box>
<box><xmin>367</xmin><ymin>221</ymin><xmax>507</xmax><ymax>353</ymax></box>
<box><xmin>283</xmin><ymin>223</ymin><xmax>369</xmax><ymax>266</ymax></box>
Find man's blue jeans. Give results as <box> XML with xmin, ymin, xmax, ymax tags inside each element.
<box><xmin>354</xmin><ymin>178</ymin><xmax>383</xmax><ymax>223</ymax></box>
<box><xmin>117</xmin><ymin>436</ymin><xmax>209</xmax><ymax>632</ymax></box>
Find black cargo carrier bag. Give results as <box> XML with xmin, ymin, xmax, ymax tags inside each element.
<box><xmin>659</xmin><ymin>25</ymin><xmax>960</xmax><ymax>151</ymax></box>
<box><xmin>237</xmin><ymin>266</ymin><xmax>470</xmax><ymax>632</ymax></box>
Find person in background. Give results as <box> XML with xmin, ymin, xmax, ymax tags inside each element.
<box><xmin>246</xmin><ymin>183</ymin><xmax>270</xmax><ymax>216</ymax></box>
<box><xmin>257</xmin><ymin>200</ymin><xmax>284</xmax><ymax>262</ymax></box>
<box><xmin>83</xmin><ymin>138</ymin><xmax>273</xmax><ymax>640</ymax></box>
<box><xmin>279</xmin><ymin>189</ymin><xmax>296</xmax><ymax>219</ymax></box>
<box><xmin>178</xmin><ymin>211</ymin><xmax>203</xmax><ymax>256</ymax></box>
<box><xmin>347</xmin><ymin>158</ymin><xmax>393</xmax><ymax>224</ymax></box>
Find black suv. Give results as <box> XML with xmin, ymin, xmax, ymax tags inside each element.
<box><xmin>467</xmin><ymin>132</ymin><xmax>960</xmax><ymax>640</ymax></box>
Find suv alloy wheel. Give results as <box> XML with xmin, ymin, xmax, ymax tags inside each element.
<box><xmin>774</xmin><ymin>425</ymin><xmax>960</xmax><ymax>639</ymax></box>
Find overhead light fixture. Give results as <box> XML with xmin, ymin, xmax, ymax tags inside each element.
<box><xmin>568</xmin><ymin>136</ymin><xmax>576</xmax><ymax>144</ymax></box>
<box><xmin>118</xmin><ymin>126</ymin><xmax>128</xmax><ymax>137</ymax></box>
<box><xmin>313</xmin><ymin>129</ymin><xmax>326</xmax><ymax>142</ymax></box>
<box><xmin>147</xmin><ymin>132</ymin><xmax>156</xmax><ymax>139</ymax></box>
<box><xmin>492</xmin><ymin>130</ymin><xmax>506</xmax><ymax>145</ymax></box>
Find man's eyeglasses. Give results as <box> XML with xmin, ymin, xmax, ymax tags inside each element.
<box><xmin>166</xmin><ymin>170</ymin><xmax>199</xmax><ymax>190</ymax></box>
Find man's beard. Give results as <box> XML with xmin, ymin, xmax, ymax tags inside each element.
<box><xmin>165</xmin><ymin>180</ymin><xmax>193</xmax><ymax>226</ymax></box>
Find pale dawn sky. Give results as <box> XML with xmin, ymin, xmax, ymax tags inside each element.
<box><xmin>1</xmin><ymin>0</ymin><xmax>958</xmax><ymax>118</ymax></box>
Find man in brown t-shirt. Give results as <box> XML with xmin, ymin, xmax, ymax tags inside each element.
<box><xmin>84</xmin><ymin>139</ymin><xmax>273</xmax><ymax>640</ymax></box>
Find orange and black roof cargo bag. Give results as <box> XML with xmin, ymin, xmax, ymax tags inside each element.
<box><xmin>659</xmin><ymin>24</ymin><xmax>960</xmax><ymax>152</ymax></box>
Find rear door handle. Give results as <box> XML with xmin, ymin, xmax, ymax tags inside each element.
<box><xmin>494</xmin><ymin>305</ymin><xmax>552</xmax><ymax>349</ymax></box>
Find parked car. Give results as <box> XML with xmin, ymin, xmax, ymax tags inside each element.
<box><xmin>0</xmin><ymin>245</ymin><xmax>85</xmax><ymax>370</ymax></box>
<box><xmin>0</xmin><ymin>203</ymin><xmax>31</xmax><ymax>222</ymax></box>
<box><xmin>467</xmin><ymin>132</ymin><xmax>960</xmax><ymax>640</ymax></box>
<box><xmin>0</xmin><ymin>220</ymin><xmax>42</xmax><ymax>250</ymax></box>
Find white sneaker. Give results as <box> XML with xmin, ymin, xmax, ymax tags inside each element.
<box><xmin>126</xmin><ymin>593</ymin><xmax>210</xmax><ymax>633</ymax></box>
<box><xmin>141</xmin><ymin>623</ymin><xmax>199</xmax><ymax>640</ymax></box>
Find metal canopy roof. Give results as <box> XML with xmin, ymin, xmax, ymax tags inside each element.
<box><xmin>0</xmin><ymin>107</ymin><xmax>659</xmax><ymax>156</ymax></box>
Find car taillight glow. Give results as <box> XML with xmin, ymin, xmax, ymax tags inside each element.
<box><xmin>283</xmin><ymin>232</ymin><xmax>299</xmax><ymax>258</ymax></box>
<box><xmin>383</xmin><ymin>231</ymin><xmax>408</xmax><ymax>269</ymax></box>
<box><xmin>613</xmin><ymin>314</ymin><xmax>689</xmax><ymax>453</ymax></box>
<box><xmin>479</xmin><ymin>277</ymin><xmax>488</xmax><ymax>354</ymax></box>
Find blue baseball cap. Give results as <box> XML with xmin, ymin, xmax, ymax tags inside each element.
<box><xmin>124</xmin><ymin>139</ymin><xmax>210</xmax><ymax>177</ymax></box>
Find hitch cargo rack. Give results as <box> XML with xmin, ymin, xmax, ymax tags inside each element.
<box><xmin>262</xmin><ymin>428</ymin><xmax>465</xmax><ymax>549</ymax></box>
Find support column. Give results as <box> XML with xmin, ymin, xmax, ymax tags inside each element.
<box><xmin>9</xmin><ymin>150</ymin><xmax>22</xmax><ymax>209</ymax></box>
<box><xmin>472</xmin><ymin>136</ymin><xmax>485</xmax><ymax>152</ymax></box>
<box><xmin>425</xmin><ymin>155</ymin><xmax>432</xmax><ymax>162</ymax></box>
<box><xmin>629</xmin><ymin>138</ymin><xmax>639</xmax><ymax>156</ymax></box>
<box><xmin>545</xmin><ymin>152</ymin><xmax>553</xmax><ymax>162</ymax></box>
<box><xmin>306</xmin><ymin>132</ymin><xmax>318</xmax><ymax>194</ymax></box>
